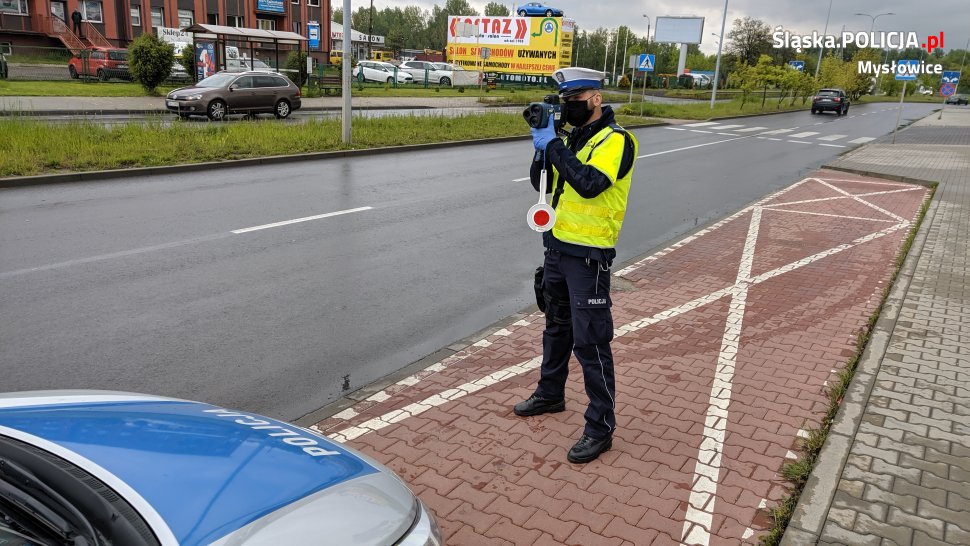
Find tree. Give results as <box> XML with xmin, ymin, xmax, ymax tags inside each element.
<box><xmin>747</xmin><ymin>54</ymin><xmax>782</xmax><ymax>108</ymax></box>
<box><xmin>727</xmin><ymin>17</ymin><xmax>772</xmax><ymax>66</ymax></box>
<box><xmin>483</xmin><ymin>2</ymin><xmax>509</xmax><ymax>16</ymax></box>
<box><xmin>179</xmin><ymin>45</ymin><xmax>195</xmax><ymax>82</ymax></box>
<box><xmin>285</xmin><ymin>51</ymin><xmax>308</xmax><ymax>86</ymax></box>
<box><xmin>128</xmin><ymin>32</ymin><xmax>175</xmax><ymax>93</ymax></box>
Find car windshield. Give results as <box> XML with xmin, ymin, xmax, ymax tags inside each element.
<box><xmin>108</xmin><ymin>50</ymin><xmax>127</xmax><ymax>61</ymax></box>
<box><xmin>818</xmin><ymin>90</ymin><xmax>839</xmax><ymax>96</ymax></box>
<box><xmin>196</xmin><ymin>73</ymin><xmax>236</xmax><ymax>87</ymax></box>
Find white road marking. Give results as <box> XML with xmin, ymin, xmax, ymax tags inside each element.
<box><xmin>513</xmin><ymin>176</ymin><xmax>530</xmax><ymax>182</ymax></box>
<box><xmin>742</xmin><ymin>528</ymin><xmax>754</xmax><ymax>540</ymax></box>
<box><xmin>735</xmin><ymin>127</ymin><xmax>768</xmax><ymax>132</ymax></box>
<box><xmin>683</xmin><ymin>121</ymin><xmax>720</xmax><ymax>127</ymax></box>
<box><xmin>787</xmin><ymin>140</ymin><xmax>812</xmax><ymax>144</ymax></box>
<box><xmin>848</xmin><ymin>137</ymin><xmax>876</xmax><ymax>144</ymax></box>
<box><xmin>819</xmin><ymin>143</ymin><xmax>847</xmax><ymax>148</ymax></box>
<box><xmin>759</xmin><ymin>128</ymin><xmax>794</xmax><ymax>135</ymax></box>
<box><xmin>717</xmin><ymin>132</ymin><xmax>737</xmax><ymax>136</ymax></box>
<box><xmin>817</xmin><ymin>134</ymin><xmax>847</xmax><ymax>141</ymax></box>
<box><xmin>814</xmin><ymin>178</ymin><xmax>907</xmax><ymax>223</ymax></box>
<box><xmin>789</xmin><ymin>132</ymin><xmax>820</xmax><ymax>138</ymax></box>
<box><xmin>665</xmin><ymin>127</ymin><xmax>688</xmax><ymax>131</ymax></box>
<box><xmin>765</xmin><ymin>137</ymin><xmax>782</xmax><ymax>141</ymax></box>
<box><xmin>637</xmin><ymin>135</ymin><xmax>750</xmax><ymax>159</ymax></box>
<box><xmin>681</xmin><ymin>207</ymin><xmax>760</xmax><ymax>545</ymax></box>
<box><xmin>231</xmin><ymin>207</ymin><xmax>373</xmax><ymax>234</ymax></box>
<box><xmin>691</xmin><ymin>129</ymin><xmax>714</xmax><ymax>134</ymax></box>
<box><xmin>768</xmin><ymin>209</ymin><xmax>896</xmax><ymax>223</ymax></box>
<box><xmin>797</xmin><ymin>429</ymin><xmax>809</xmax><ymax>439</ymax></box>
<box><xmin>813</xmin><ymin>122</ymin><xmax>823</xmax><ymax>125</ymax></box>
<box><xmin>765</xmin><ymin>186</ymin><xmax>921</xmax><ymax>208</ymax></box>
<box><xmin>708</xmin><ymin>124</ymin><xmax>744</xmax><ymax>130</ymax></box>
<box><xmin>786</xmin><ymin>450</ymin><xmax>798</xmax><ymax>459</ymax></box>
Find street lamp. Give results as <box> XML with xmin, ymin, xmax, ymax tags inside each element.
<box><xmin>854</xmin><ymin>12</ymin><xmax>895</xmax><ymax>34</ymax></box>
<box><xmin>711</xmin><ymin>32</ymin><xmax>720</xmax><ymax>48</ymax></box>
<box><xmin>643</xmin><ymin>15</ymin><xmax>651</xmax><ymax>44</ymax></box>
<box><xmin>710</xmin><ymin>0</ymin><xmax>728</xmax><ymax>108</ymax></box>
<box><xmin>815</xmin><ymin>0</ymin><xmax>833</xmax><ymax>78</ymax></box>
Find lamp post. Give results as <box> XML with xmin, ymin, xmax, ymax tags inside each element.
<box><xmin>814</xmin><ymin>0</ymin><xmax>833</xmax><ymax>78</ymax></box>
<box><xmin>639</xmin><ymin>15</ymin><xmax>651</xmax><ymax>109</ymax></box>
<box><xmin>710</xmin><ymin>0</ymin><xmax>728</xmax><ymax>108</ymax></box>
<box><xmin>854</xmin><ymin>12</ymin><xmax>895</xmax><ymax>64</ymax></box>
<box><xmin>602</xmin><ymin>30</ymin><xmax>610</xmax><ymax>75</ymax></box>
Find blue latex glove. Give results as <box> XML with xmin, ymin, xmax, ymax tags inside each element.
<box><xmin>531</xmin><ymin>122</ymin><xmax>557</xmax><ymax>151</ymax></box>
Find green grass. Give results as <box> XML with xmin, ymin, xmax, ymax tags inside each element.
<box><xmin>0</xmin><ymin>80</ymin><xmax>179</xmax><ymax>97</ymax></box>
<box><xmin>617</xmin><ymin>96</ymin><xmax>811</xmax><ymax>120</ymax></box>
<box><xmin>758</xmin><ymin>183</ymin><xmax>936</xmax><ymax>545</ymax></box>
<box><xmin>856</xmin><ymin>94</ymin><xmax>944</xmax><ymax>104</ymax></box>
<box><xmin>0</xmin><ymin>112</ymin><xmax>660</xmax><ymax>177</ymax></box>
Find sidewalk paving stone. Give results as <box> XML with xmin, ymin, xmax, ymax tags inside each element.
<box><xmin>311</xmin><ymin>168</ymin><xmax>928</xmax><ymax>544</ymax></box>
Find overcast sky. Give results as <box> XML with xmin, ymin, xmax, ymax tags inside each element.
<box><xmin>366</xmin><ymin>0</ymin><xmax>970</xmax><ymax>58</ymax></box>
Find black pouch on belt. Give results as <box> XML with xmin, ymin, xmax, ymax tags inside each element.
<box><xmin>534</xmin><ymin>266</ymin><xmax>546</xmax><ymax>312</ymax></box>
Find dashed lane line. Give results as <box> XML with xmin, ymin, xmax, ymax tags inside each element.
<box><xmin>734</xmin><ymin>127</ymin><xmax>768</xmax><ymax>132</ymax></box>
<box><xmin>848</xmin><ymin>137</ymin><xmax>876</xmax><ymax>144</ymax></box>
<box><xmin>682</xmin><ymin>121</ymin><xmax>720</xmax><ymax>127</ymax></box>
<box><xmin>817</xmin><ymin>134</ymin><xmax>848</xmax><ymax>141</ymax></box>
<box><xmin>789</xmin><ymin>131</ymin><xmax>820</xmax><ymax>138</ymax></box>
<box><xmin>231</xmin><ymin>206</ymin><xmax>373</xmax><ymax>234</ymax></box>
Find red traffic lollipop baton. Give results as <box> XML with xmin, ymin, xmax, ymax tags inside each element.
<box><xmin>527</xmin><ymin>153</ymin><xmax>556</xmax><ymax>232</ymax></box>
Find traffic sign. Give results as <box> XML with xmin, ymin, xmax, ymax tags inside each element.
<box><xmin>637</xmin><ymin>54</ymin><xmax>655</xmax><ymax>72</ymax></box>
<box><xmin>895</xmin><ymin>60</ymin><xmax>918</xmax><ymax>81</ymax></box>
<box><xmin>941</xmin><ymin>83</ymin><xmax>956</xmax><ymax>97</ymax></box>
<box><xmin>941</xmin><ymin>70</ymin><xmax>960</xmax><ymax>85</ymax></box>
<box><xmin>788</xmin><ymin>61</ymin><xmax>805</xmax><ymax>71</ymax></box>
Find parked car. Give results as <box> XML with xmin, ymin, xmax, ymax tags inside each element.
<box><xmin>811</xmin><ymin>88</ymin><xmax>850</xmax><ymax>115</ymax></box>
<box><xmin>432</xmin><ymin>62</ymin><xmax>464</xmax><ymax>72</ymax></box>
<box><xmin>166</xmin><ymin>71</ymin><xmax>302</xmax><ymax>120</ymax></box>
<box><xmin>0</xmin><ymin>52</ymin><xmax>8</xmax><ymax>80</ymax></box>
<box><xmin>226</xmin><ymin>57</ymin><xmax>275</xmax><ymax>72</ymax></box>
<box><xmin>399</xmin><ymin>60</ymin><xmax>453</xmax><ymax>86</ymax></box>
<box><xmin>516</xmin><ymin>2</ymin><xmax>563</xmax><ymax>16</ymax></box>
<box><xmin>67</xmin><ymin>47</ymin><xmax>130</xmax><ymax>81</ymax></box>
<box><xmin>945</xmin><ymin>93</ymin><xmax>968</xmax><ymax>105</ymax></box>
<box><xmin>167</xmin><ymin>60</ymin><xmax>191</xmax><ymax>83</ymax></box>
<box><xmin>353</xmin><ymin>61</ymin><xmax>413</xmax><ymax>84</ymax></box>
<box><xmin>0</xmin><ymin>390</ymin><xmax>442</xmax><ymax>546</ymax></box>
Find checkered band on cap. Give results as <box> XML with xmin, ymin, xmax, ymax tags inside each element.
<box><xmin>553</xmin><ymin>67</ymin><xmax>605</xmax><ymax>96</ymax></box>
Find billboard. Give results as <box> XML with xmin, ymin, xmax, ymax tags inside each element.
<box><xmin>157</xmin><ymin>27</ymin><xmax>193</xmax><ymax>56</ymax></box>
<box><xmin>446</xmin><ymin>16</ymin><xmax>574</xmax><ymax>76</ymax></box>
<box><xmin>654</xmin><ymin>16</ymin><xmax>705</xmax><ymax>44</ymax></box>
<box><xmin>256</xmin><ymin>0</ymin><xmax>285</xmax><ymax>14</ymax></box>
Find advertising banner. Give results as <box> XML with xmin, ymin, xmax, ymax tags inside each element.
<box><xmin>256</xmin><ymin>0</ymin><xmax>285</xmax><ymax>14</ymax></box>
<box><xmin>446</xmin><ymin>16</ymin><xmax>574</xmax><ymax>76</ymax></box>
<box><xmin>308</xmin><ymin>21</ymin><xmax>320</xmax><ymax>50</ymax></box>
<box><xmin>157</xmin><ymin>27</ymin><xmax>193</xmax><ymax>56</ymax></box>
<box><xmin>195</xmin><ymin>42</ymin><xmax>216</xmax><ymax>80</ymax></box>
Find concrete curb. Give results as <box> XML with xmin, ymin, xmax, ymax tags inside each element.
<box><xmin>780</xmin><ymin>170</ymin><xmax>940</xmax><ymax>545</ymax></box>
<box><xmin>0</xmin><ymin>121</ymin><xmax>665</xmax><ymax>188</ymax></box>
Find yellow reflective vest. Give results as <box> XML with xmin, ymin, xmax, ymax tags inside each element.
<box><xmin>551</xmin><ymin>124</ymin><xmax>638</xmax><ymax>249</ymax></box>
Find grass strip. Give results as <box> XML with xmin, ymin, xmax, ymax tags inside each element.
<box><xmin>617</xmin><ymin>97</ymin><xmax>811</xmax><ymax>120</ymax></box>
<box><xmin>0</xmin><ymin>112</ymin><xmax>659</xmax><ymax>177</ymax></box>
<box><xmin>0</xmin><ymin>80</ymin><xmax>181</xmax><ymax>97</ymax></box>
<box><xmin>758</xmin><ymin>182</ymin><xmax>937</xmax><ymax>545</ymax></box>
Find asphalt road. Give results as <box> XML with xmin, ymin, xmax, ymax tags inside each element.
<box><xmin>0</xmin><ymin>101</ymin><xmax>938</xmax><ymax>421</ymax></box>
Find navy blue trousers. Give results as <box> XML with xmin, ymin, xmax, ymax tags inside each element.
<box><xmin>535</xmin><ymin>250</ymin><xmax>616</xmax><ymax>439</ymax></box>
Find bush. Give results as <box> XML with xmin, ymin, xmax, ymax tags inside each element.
<box><xmin>618</xmin><ymin>74</ymin><xmax>631</xmax><ymax>87</ymax></box>
<box><xmin>179</xmin><ymin>45</ymin><xmax>195</xmax><ymax>83</ymax></box>
<box><xmin>285</xmin><ymin>51</ymin><xmax>307</xmax><ymax>86</ymax></box>
<box><xmin>128</xmin><ymin>32</ymin><xmax>175</xmax><ymax>93</ymax></box>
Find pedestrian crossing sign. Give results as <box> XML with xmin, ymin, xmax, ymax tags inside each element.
<box><xmin>637</xmin><ymin>54</ymin><xmax>655</xmax><ymax>72</ymax></box>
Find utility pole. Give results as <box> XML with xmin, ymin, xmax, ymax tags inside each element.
<box><xmin>815</xmin><ymin>0</ymin><xmax>833</xmax><ymax>78</ymax></box>
<box><xmin>367</xmin><ymin>0</ymin><xmax>374</xmax><ymax>60</ymax></box>
<box><xmin>710</xmin><ymin>0</ymin><xmax>728</xmax><ymax>108</ymax></box>
<box><xmin>611</xmin><ymin>28</ymin><xmax>620</xmax><ymax>85</ymax></box>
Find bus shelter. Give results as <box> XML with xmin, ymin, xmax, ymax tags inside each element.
<box><xmin>181</xmin><ymin>23</ymin><xmax>307</xmax><ymax>80</ymax></box>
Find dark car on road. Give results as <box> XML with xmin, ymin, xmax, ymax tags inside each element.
<box><xmin>166</xmin><ymin>71</ymin><xmax>302</xmax><ymax>121</ymax></box>
<box><xmin>945</xmin><ymin>93</ymin><xmax>968</xmax><ymax>105</ymax></box>
<box><xmin>811</xmin><ymin>88</ymin><xmax>849</xmax><ymax>115</ymax></box>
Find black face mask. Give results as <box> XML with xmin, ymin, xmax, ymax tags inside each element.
<box><xmin>562</xmin><ymin>98</ymin><xmax>593</xmax><ymax>127</ymax></box>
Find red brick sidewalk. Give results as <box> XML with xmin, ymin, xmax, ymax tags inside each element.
<box><xmin>312</xmin><ymin>169</ymin><xmax>928</xmax><ymax>545</ymax></box>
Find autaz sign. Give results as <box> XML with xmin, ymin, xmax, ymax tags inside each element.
<box><xmin>447</xmin><ymin>16</ymin><xmax>575</xmax><ymax>75</ymax></box>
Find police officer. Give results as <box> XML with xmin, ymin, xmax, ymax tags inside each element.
<box><xmin>514</xmin><ymin>67</ymin><xmax>637</xmax><ymax>464</ymax></box>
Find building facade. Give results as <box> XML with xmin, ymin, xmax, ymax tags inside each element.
<box><xmin>1</xmin><ymin>0</ymin><xmax>330</xmax><ymax>59</ymax></box>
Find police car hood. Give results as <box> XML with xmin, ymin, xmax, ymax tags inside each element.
<box><xmin>0</xmin><ymin>391</ymin><xmax>417</xmax><ymax>546</ymax></box>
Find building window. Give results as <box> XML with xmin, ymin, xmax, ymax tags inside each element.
<box><xmin>0</xmin><ymin>42</ymin><xmax>12</xmax><ymax>55</ymax></box>
<box><xmin>227</xmin><ymin>14</ymin><xmax>244</xmax><ymax>27</ymax></box>
<box><xmin>80</xmin><ymin>0</ymin><xmax>102</xmax><ymax>22</ymax></box>
<box><xmin>130</xmin><ymin>6</ymin><xmax>141</xmax><ymax>26</ymax></box>
<box><xmin>177</xmin><ymin>9</ymin><xmax>193</xmax><ymax>28</ymax></box>
<box><xmin>307</xmin><ymin>0</ymin><xmax>318</xmax><ymax>6</ymax></box>
<box><xmin>150</xmin><ymin>7</ymin><xmax>164</xmax><ymax>27</ymax></box>
<box><xmin>207</xmin><ymin>13</ymin><xmax>218</xmax><ymax>24</ymax></box>
<box><xmin>0</xmin><ymin>0</ymin><xmax>28</xmax><ymax>15</ymax></box>
<box><xmin>291</xmin><ymin>0</ymin><xmax>298</xmax><ymax>4</ymax></box>
<box><xmin>292</xmin><ymin>21</ymin><xmax>301</xmax><ymax>33</ymax></box>
<box><xmin>256</xmin><ymin>18</ymin><xmax>276</xmax><ymax>31</ymax></box>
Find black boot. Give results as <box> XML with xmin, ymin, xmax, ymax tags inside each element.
<box><xmin>513</xmin><ymin>394</ymin><xmax>565</xmax><ymax>416</ymax></box>
<box><xmin>567</xmin><ymin>434</ymin><xmax>612</xmax><ymax>464</ymax></box>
